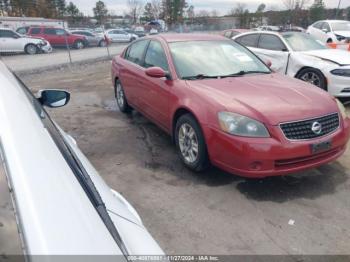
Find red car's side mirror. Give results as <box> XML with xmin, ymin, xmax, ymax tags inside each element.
<box><xmin>145</xmin><ymin>67</ymin><xmax>167</xmax><ymax>78</ymax></box>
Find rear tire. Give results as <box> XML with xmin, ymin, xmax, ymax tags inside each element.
<box><xmin>114</xmin><ymin>80</ymin><xmax>132</xmax><ymax>113</ymax></box>
<box><xmin>296</xmin><ymin>68</ymin><xmax>327</xmax><ymax>91</ymax></box>
<box><xmin>175</xmin><ymin>114</ymin><xmax>209</xmax><ymax>172</ymax></box>
<box><xmin>25</xmin><ymin>44</ymin><xmax>38</xmax><ymax>55</ymax></box>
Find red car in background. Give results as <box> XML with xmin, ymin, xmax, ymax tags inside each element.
<box><xmin>111</xmin><ymin>34</ymin><xmax>350</xmax><ymax>178</ymax></box>
<box><xmin>27</xmin><ymin>26</ymin><xmax>88</xmax><ymax>49</ymax></box>
<box><xmin>221</xmin><ymin>29</ymin><xmax>250</xmax><ymax>39</ymax></box>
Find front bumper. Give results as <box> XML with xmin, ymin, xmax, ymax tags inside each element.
<box><xmin>204</xmin><ymin>118</ymin><xmax>350</xmax><ymax>178</ymax></box>
<box><xmin>38</xmin><ymin>44</ymin><xmax>53</xmax><ymax>53</ymax></box>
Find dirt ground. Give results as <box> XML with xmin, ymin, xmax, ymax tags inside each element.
<box><xmin>20</xmin><ymin>61</ymin><xmax>350</xmax><ymax>255</ymax></box>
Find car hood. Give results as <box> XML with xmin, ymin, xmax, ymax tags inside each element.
<box><xmin>300</xmin><ymin>49</ymin><xmax>350</xmax><ymax>65</ymax></box>
<box><xmin>333</xmin><ymin>30</ymin><xmax>350</xmax><ymax>37</ymax></box>
<box><xmin>186</xmin><ymin>73</ymin><xmax>338</xmax><ymax>125</ymax></box>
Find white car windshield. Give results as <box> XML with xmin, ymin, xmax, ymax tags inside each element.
<box><xmin>282</xmin><ymin>33</ymin><xmax>327</xmax><ymax>51</ymax></box>
<box><xmin>170</xmin><ymin>40</ymin><xmax>271</xmax><ymax>80</ymax></box>
<box><xmin>331</xmin><ymin>22</ymin><xmax>350</xmax><ymax>31</ymax></box>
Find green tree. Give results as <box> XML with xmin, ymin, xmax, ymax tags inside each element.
<box><xmin>255</xmin><ymin>3</ymin><xmax>266</xmax><ymax>25</ymax></box>
<box><xmin>143</xmin><ymin>2</ymin><xmax>154</xmax><ymax>21</ymax></box>
<box><xmin>93</xmin><ymin>0</ymin><xmax>108</xmax><ymax>25</ymax></box>
<box><xmin>65</xmin><ymin>1</ymin><xmax>81</xmax><ymax>22</ymax></box>
<box><xmin>162</xmin><ymin>0</ymin><xmax>187</xmax><ymax>26</ymax></box>
<box><xmin>310</xmin><ymin>0</ymin><xmax>326</xmax><ymax>22</ymax></box>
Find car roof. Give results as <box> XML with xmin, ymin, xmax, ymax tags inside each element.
<box><xmin>0</xmin><ymin>28</ymin><xmax>12</xmax><ymax>31</ymax></box>
<box><xmin>232</xmin><ymin>30</ymin><xmax>281</xmax><ymax>38</ymax></box>
<box><xmin>148</xmin><ymin>33</ymin><xmax>227</xmax><ymax>43</ymax></box>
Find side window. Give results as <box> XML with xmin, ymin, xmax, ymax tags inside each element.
<box><xmin>125</xmin><ymin>40</ymin><xmax>149</xmax><ymax>66</ymax></box>
<box><xmin>56</xmin><ymin>29</ymin><xmax>66</xmax><ymax>36</ymax></box>
<box><xmin>43</xmin><ymin>28</ymin><xmax>56</xmax><ymax>35</ymax></box>
<box><xmin>321</xmin><ymin>23</ymin><xmax>330</xmax><ymax>32</ymax></box>
<box><xmin>235</xmin><ymin>34</ymin><xmax>259</xmax><ymax>48</ymax></box>
<box><xmin>30</xmin><ymin>28</ymin><xmax>41</xmax><ymax>34</ymax></box>
<box><xmin>144</xmin><ymin>41</ymin><xmax>169</xmax><ymax>71</ymax></box>
<box><xmin>0</xmin><ymin>30</ymin><xmax>17</xmax><ymax>38</ymax></box>
<box><xmin>258</xmin><ymin>34</ymin><xmax>286</xmax><ymax>51</ymax></box>
<box><xmin>314</xmin><ymin>22</ymin><xmax>324</xmax><ymax>29</ymax></box>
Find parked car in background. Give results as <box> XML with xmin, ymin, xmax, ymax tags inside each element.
<box><xmin>134</xmin><ymin>27</ymin><xmax>147</xmax><ymax>37</ymax></box>
<box><xmin>0</xmin><ymin>60</ymin><xmax>164</xmax><ymax>255</ymax></box>
<box><xmin>307</xmin><ymin>20</ymin><xmax>350</xmax><ymax>43</ymax></box>
<box><xmin>0</xmin><ymin>28</ymin><xmax>52</xmax><ymax>54</ymax></box>
<box><xmin>27</xmin><ymin>26</ymin><xmax>88</xmax><ymax>49</ymax></box>
<box><xmin>233</xmin><ymin>31</ymin><xmax>350</xmax><ymax>97</ymax></box>
<box><xmin>257</xmin><ymin>25</ymin><xmax>281</xmax><ymax>31</ymax></box>
<box><xmin>70</xmin><ymin>30</ymin><xmax>108</xmax><ymax>47</ymax></box>
<box><xmin>106</xmin><ymin>29</ymin><xmax>138</xmax><ymax>43</ymax></box>
<box><xmin>111</xmin><ymin>34</ymin><xmax>350</xmax><ymax>178</ymax></box>
<box><xmin>221</xmin><ymin>29</ymin><xmax>249</xmax><ymax>39</ymax></box>
<box><xmin>16</xmin><ymin>26</ymin><xmax>30</xmax><ymax>35</ymax></box>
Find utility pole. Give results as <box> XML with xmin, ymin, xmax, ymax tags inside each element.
<box><xmin>335</xmin><ymin>0</ymin><xmax>342</xmax><ymax>19</ymax></box>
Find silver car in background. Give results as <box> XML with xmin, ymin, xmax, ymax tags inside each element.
<box><xmin>70</xmin><ymin>30</ymin><xmax>108</xmax><ymax>47</ymax></box>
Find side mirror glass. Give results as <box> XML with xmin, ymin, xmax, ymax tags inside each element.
<box><xmin>37</xmin><ymin>89</ymin><xmax>70</xmax><ymax>108</ymax></box>
<box><xmin>145</xmin><ymin>67</ymin><xmax>167</xmax><ymax>78</ymax></box>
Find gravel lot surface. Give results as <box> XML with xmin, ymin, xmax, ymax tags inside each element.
<box><xmin>19</xmin><ymin>61</ymin><xmax>350</xmax><ymax>255</ymax></box>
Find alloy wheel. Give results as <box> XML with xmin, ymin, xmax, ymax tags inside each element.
<box><xmin>300</xmin><ymin>72</ymin><xmax>321</xmax><ymax>87</ymax></box>
<box><xmin>178</xmin><ymin>123</ymin><xmax>199</xmax><ymax>164</ymax></box>
<box><xmin>116</xmin><ymin>83</ymin><xmax>125</xmax><ymax>108</ymax></box>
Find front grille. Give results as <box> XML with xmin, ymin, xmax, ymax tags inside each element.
<box><xmin>280</xmin><ymin>113</ymin><xmax>340</xmax><ymax>140</ymax></box>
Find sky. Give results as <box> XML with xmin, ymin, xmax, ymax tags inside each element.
<box><xmin>71</xmin><ymin>0</ymin><xmax>350</xmax><ymax>16</ymax></box>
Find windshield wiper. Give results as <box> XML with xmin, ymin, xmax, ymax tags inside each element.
<box><xmin>182</xmin><ymin>74</ymin><xmax>221</xmax><ymax>80</ymax></box>
<box><xmin>220</xmin><ymin>71</ymin><xmax>271</xmax><ymax>78</ymax></box>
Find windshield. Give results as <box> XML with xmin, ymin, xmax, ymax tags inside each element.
<box><xmin>169</xmin><ymin>40</ymin><xmax>270</xmax><ymax>79</ymax></box>
<box><xmin>282</xmin><ymin>33</ymin><xmax>327</xmax><ymax>51</ymax></box>
<box><xmin>331</xmin><ymin>22</ymin><xmax>350</xmax><ymax>31</ymax></box>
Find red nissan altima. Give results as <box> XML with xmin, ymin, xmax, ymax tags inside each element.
<box><xmin>111</xmin><ymin>34</ymin><xmax>350</xmax><ymax>178</ymax></box>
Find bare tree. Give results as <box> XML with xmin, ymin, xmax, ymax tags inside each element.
<box><xmin>150</xmin><ymin>0</ymin><xmax>162</xmax><ymax>19</ymax></box>
<box><xmin>127</xmin><ymin>0</ymin><xmax>144</xmax><ymax>24</ymax></box>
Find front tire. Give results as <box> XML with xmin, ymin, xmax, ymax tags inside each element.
<box><xmin>175</xmin><ymin>114</ymin><xmax>209</xmax><ymax>172</ymax></box>
<box><xmin>114</xmin><ymin>80</ymin><xmax>132</xmax><ymax>113</ymax></box>
<box><xmin>296</xmin><ymin>68</ymin><xmax>327</xmax><ymax>91</ymax></box>
<box><xmin>25</xmin><ymin>44</ymin><xmax>38</xmax><ymax>55</ymax></box>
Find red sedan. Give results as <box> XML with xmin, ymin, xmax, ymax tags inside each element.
<box><xmin>111</xmin><ymin>34</ymin><xmax>350</xmax><ymax>178</ymax></box>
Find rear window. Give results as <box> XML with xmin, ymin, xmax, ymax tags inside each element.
<box><xmin>30</xmin><ymin>28</ymin><xmax>41</xmax><ymax>34</ymax></box>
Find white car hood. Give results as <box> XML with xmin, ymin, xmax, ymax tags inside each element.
<box><xmin>333</xmin><ymin>30</ymin><xmax>350</xmax><ymax>37</ymax></box>
<box><xmin>300</xmin><ymin>49</ymin><xmax>350</xmax><ymax>65</ymax></box>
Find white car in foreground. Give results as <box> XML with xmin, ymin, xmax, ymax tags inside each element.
<box><xmin>233</xmin><ymin>31</ymin><xmax>350</xmax><ymax>97</ymax></box>
<box><xmin>307</xmin><ymin>20</ymin><xmax>350</xmax><ymax>44</ymax></box>
<box><xmin>0</xmin><ymin>61</ymin><xmax>163</xmax><ymax>256</ymax></box>
<box><xmin>0</xmin><ymin>28</ymin><xmax>52</xmax><ymax>54</ymax></box>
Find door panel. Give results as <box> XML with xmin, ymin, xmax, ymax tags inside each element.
<box><xmin>250</xmin><ymin>47</ymin><xmax>289</xmax><ymax>73</ymax></box>
<box><xmin>139</xmin><ymin>41</ymin><xmax>171</xmax><ymax>129</ymax></box>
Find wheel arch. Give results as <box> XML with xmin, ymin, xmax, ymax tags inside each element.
<box><xmin>295</xmin><ymin>66</ymin><xmax>328</xmax><ymax>90</ymax></box>
<box><xmin>171</xmin><ymin>107</ymin><xmax>202</xmax><ymax>143</ymax></box>
<box><xmin>24</xmin><ymin>43</ymin><xmax>38</xmax><ymax>53</ymax></box>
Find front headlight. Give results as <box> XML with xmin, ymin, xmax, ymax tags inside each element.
<box><xmin>331</xmin><ymin>69</ymin><xmax>350</xmax><ymax>77</ymax></box>
<box><xmin>336</xmin><ymin>34</ymin><xmax>346</xmax><ymax>41</ymax></box>
<box><xmin>336</xmin><ymin>99</ymin><xmax>348</xmax><ymax>119</ymax></box>
<box><xmin>218</xmin><ymin>112</ymin><xmax>270</xmax><ymax>137</ymax></box>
